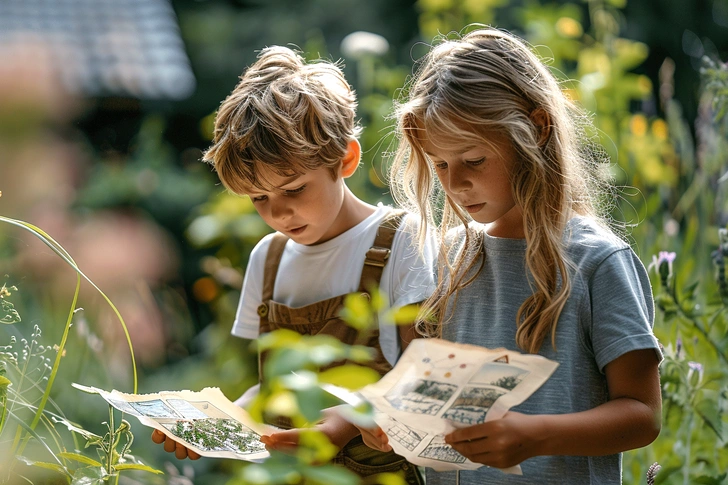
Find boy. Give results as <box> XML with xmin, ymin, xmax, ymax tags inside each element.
<box><xmin>153</xmin><ymin>46</ymin><xmax>434</xmax><ymax>482</ymax></box>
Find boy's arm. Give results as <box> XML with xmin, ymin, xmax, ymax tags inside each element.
<box><xmin>234</xmin><ymin>381</ymin><xmax>260</xmax><ymax>407</ymax></box>
<box><xmin>445</xmin><ymin>348</ymin><xmax>662</xmax><ymax>469</ymax></box>
<box><xmin>262</xmin><ymin>405</ymin><xmax>362</xmax><ymax>451</ymax></box>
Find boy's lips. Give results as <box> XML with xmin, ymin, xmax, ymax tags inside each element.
<box><xmin>287</xmin><ymin>225</ymin><xmax>307</xmax><ymax>235</ymax></box>
<box><xmin>463</xmin><ymin>203</ymin><xmax>485</xmax><ymax>214</ymax></box>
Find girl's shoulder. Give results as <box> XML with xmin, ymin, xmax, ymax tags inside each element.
<box><xmin>564</xmin><ymin>216</ymin><xmax>633</xmax><ymax>269</ymax></box>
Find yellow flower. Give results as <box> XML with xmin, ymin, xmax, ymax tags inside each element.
<box><xmin>630</xmin><ymin>114</ymin><xmax>648</xmax><ymax>137</ymax></box>
<box><xmin>651</xmin><ymin>119</ymin><xmax>669</xmax><ymax>140</ymax></box>
<box><xmin>556</xmin><ymin>17</ymin><xmax>583</xmax><ymax>38</ymax></box>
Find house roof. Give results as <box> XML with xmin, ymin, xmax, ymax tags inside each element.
<box><xmin>0</xmin><ymin>0</ymin><xmax>196</xmax><ymax>100</ymax></box>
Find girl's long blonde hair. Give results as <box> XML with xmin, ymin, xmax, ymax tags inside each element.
<box><xmin>390</xmin><ymin>27</ymin><xmax>612</xmax><ymax>353</ymax></box>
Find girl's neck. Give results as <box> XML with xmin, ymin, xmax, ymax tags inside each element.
<box><xmin>485</xmin><ymin>205</ymin><xmax>525</xmax><ymax>239</ymax></box>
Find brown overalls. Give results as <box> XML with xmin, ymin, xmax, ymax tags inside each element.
<box><xmin>256</xmin><ymin>210</ymin><xmax>423</xmax><ymax>484</ymax></box>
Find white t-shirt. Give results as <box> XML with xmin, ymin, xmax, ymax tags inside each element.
<box><xmin>232</xmin><ymin>204</ymin><xmax>437</xmax><ymax>366</ymax></box>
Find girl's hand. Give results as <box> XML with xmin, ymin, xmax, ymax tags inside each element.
<box><xmin>445</xmin><ymin>412</ymin><xmax>543</xmax><ymax>469</ymax></box>
<box><xmin>151</xmin><ymin>429</ymin><xmax>201</xmax><ymax>460</ymax></box>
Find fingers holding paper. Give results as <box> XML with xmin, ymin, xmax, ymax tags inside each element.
<box><xmin>151</xmin><ymin>429</ymin><xmax>201</xmax><ymax>461</ymax></box>
<box><xmin>445</xmin><ymin>411</ymin><xmax>541</xmax><ymax>469</ymax></box>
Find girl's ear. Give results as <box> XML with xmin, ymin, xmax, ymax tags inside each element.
<box><xmin>529</xmin><ymin>108</ymin><xmax>552</xmax><ymax>147</ymax></box>
<box><xmin>340</xmin><ymin>139</ymin><xmax>361</xmax><ymax>178</ymax></box>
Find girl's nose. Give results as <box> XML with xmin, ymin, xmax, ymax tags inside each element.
<box><xmin>446</xmin><ymin>165</ymin><xmax>472</xmax><ymax>194</ymax></box>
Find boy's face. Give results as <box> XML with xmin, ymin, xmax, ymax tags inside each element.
<box><xmin>245</xmin><ymin>165</ymin><xmax>349</xmax><ymax>245</ymax></box>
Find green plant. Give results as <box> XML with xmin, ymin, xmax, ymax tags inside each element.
<box><xmin>0</xmin><ymin>214</ymin><xmax>154</xmax><ymax>484</ymax></box>
<box><xmin>638</xmin><ymin>238</ymin><xmax>728</xmax><ymax>484</ymax></box>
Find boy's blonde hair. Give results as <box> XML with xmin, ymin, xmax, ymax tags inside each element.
<box><xmin>204</xmin><ymin>46</ymin><xmax>361</xmax><ymax>194</ymax></box>
<box><xmin>390</xmin><ymin>27</ymin><xmax>612</xmax><ymax>353</ymax></box>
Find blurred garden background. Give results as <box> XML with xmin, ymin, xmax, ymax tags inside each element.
<box><xmin>0</xmin><ymin>0</ymin><xmax>727</xmax><ymax>483</ymax></box>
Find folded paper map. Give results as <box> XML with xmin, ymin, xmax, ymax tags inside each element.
<box><xmin>327</xmin><ymin>338</ymin><xmax>559</xmax><ymax>474</ymax></box>
<box><xmin>72</xmin><ymin>384</ymin><xmax>275</xmax><ymax>461</ymax></box>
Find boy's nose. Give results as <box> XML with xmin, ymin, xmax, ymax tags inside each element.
<box><xmin>270</xmin><ymin>197</ymin><xmax>294</xmax><ymax>221</ymax></box>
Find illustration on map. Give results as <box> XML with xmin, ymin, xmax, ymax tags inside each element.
<box><xmin>468</xmin><ymin>362</ymin><xmax>529</xmax><ymax>391</ymax></box>
<box><xmin>162</xmin><ymin>418</ymin><xmax>266</xmax><ymax>454</ymax></box>
<box><xmin>167</xmin><ymin>399</ymin><xmax>229</xmax><ymax>419</ymax></box>
<box><xmin>130</xmin><ymin>399</ymin><xmax>181</xmax><ymax>419</ymax></box>
<box><xmin>385</xmin><ymin>379</ymin><xmax>457</xmax><ymax>415</ymax></box>
<box><xmin>442</xmin><ymin>387</ymin><xmax>506</xmax><ymax>425</ymax></box>
<box><xmin>418</xmin><ymin>435</ymin><xmax>467</xmax><ymax>464</ymax></box>
<box><xmin>382</xmin><ymin>417</ymin><xmax>426</xmax><ymax>452</ymax></box>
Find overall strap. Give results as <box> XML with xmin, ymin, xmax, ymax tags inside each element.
<box><xmin>258</xmin><ymin>232</ymin><xmax>289</xmax><ymax>332</ymax></box>
<box><xmin>358</xmin><ymin>210</ymin><xmax>407</xmax><ymax>293</ymax></box>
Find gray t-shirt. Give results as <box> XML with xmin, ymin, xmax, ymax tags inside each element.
<box><xmin>427</xmin><ymin>217</ymin><xmax>660</xmax><ymax>485</ymax></box>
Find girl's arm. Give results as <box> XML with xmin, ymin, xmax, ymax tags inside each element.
<box><xmin>446</xmin><ymin>348</ymin><xmax>661</xmax><ymax>469</ymax></box>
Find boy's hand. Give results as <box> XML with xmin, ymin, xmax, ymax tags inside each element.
<box><xmin>354</xmin><ymin>423</ymin><xmax>391</xmax><ymax>452</ymax></box>
<box><xmin>445</xmin><ymin>411</ymin><xmax>540</xmax><ymax>469</ymax></box>
<box><xmin>151</xmin><ymin>429</ymin><xmax>201</xmax><ymax>461</ymax></box>
<box><xmin>262</xmin><ymin>406</ymin><xmax>362</xmax><ymax>452</ymax></box>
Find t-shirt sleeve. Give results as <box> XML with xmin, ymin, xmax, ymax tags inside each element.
<box><xmin>385</xmin><ymin>213</ymin><xmax>437</xmax><ymax>309</ymax></box>
<box><xmin>231</xmin><ymin>236</ymin><xmax>271</xmax><ymax>339</ymax></box>
<box><xmin>589</xmin><ymin>248</ymin><xmax>661</xmax><ymax>372</ymax></box>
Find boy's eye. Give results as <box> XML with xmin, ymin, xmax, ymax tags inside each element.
<box><xmin>251</xmin><ymin>195</ymin><xmax>268</xmax><ymax>202</ymax></box>
<box><xmin>465</xmin><ymin>157</ymin><xmax>486</xmax><ymax>166</ymax></box>
<box><xmin>284</xmin><ymin>184</ymin><xmax>306</xmax><ymax>195</ymax></box>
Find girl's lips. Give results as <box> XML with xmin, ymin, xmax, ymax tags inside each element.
<box><xmin>463</xmin><ymin>203</ymin><xmax>485</xmax><ymax>214</ymax></box>
<box><xmin>288</xmin><ymin>225</ymin><xmax>307</xmax><ymax>235</ymax></box>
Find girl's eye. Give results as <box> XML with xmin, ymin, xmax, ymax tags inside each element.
<box><xmin>434</xmin><ymin>162</ymin><xmax>448</xmax><ymax>171</ymax></box>
<box><xmin>466</xmin><ymin>157</ymin><xmax>486</xmax><ymax>166</ymax></box>
<box><xmin>284</xmin><ymin>185</ymin><xmax>306</xmax><ymax>195</ymax></box>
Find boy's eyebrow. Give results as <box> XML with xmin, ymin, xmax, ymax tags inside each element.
<box><xmin>278</xmin><ymin>174</ymin><xmax>303</xmax><ymax>188</ymax></box>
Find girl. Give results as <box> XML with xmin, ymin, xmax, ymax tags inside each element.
<box><xmin>376</xmin><ymin>27</ymin><xmax>662</xmax><ymax>484</ymax></box>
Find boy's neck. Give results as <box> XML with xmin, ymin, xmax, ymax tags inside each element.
<box><xmin>322</xmin><ymin>186</ymin><xmax>376</xmax><ymax>242</ymax></box>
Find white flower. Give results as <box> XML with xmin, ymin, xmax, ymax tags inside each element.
<box><xmin>340</xmin><ymin>31</ymin><xmax>389</xmax><ymax>60</ymax></box>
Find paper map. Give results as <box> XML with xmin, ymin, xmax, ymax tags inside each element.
<box><xmin>73</xmin><ymin>385</ymin><xmax>275</xmax><ymax>461</ymax></box>
<box><xmin>347</xmin><ymin>339</ymin><xmax>559</xmax><ymax>474</ymax></box>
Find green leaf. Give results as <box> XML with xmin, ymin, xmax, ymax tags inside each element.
<box><xmin>258</xmin><ymin>328</ymin><xmax>302</xmax><ymax>351</ymax></box>
<box><xmin>114</xmin><ymin>463</ymin><xmax>163</xmax><ymax>474</ymax></box>
<box><xmin>694</xmin><ymin>399</ymin><xmax>722</xmax><ymax>438</ymax></box>
<box><xmin>295</xmin><ymin>387</ymin><xmax>324</xmax><ymax>423</ymax></box>
<box><xmin>655</xmin><ymin>465</ymin><xmax>682</xmax><ymax>484</ymax></box>
<box><xmin>693</xmin><ymin>475</ymin><xmax>726</xmax><ymax>485</ymax></box>
<box><xmin>300</xmin><ymin>463</ymin><xmax>359</xmax><ymax>485</ymax></box>
<box><xmin>70</xmin><ymin>466</ymin><xmax>107</xmax><ymax>485</ymax></box>
<box><xmin>389</xmin><ymin>304</ymin><xmax>421</xmax><ymax>325</ymax></box>
<box><xmin>15</xmin><ymin>456</ymin><xmax>67</xmax><ymax>475</ymax></box>
<box><xmin>297</xmin><ymin>431</ymin><xmax>339</xmax><ymax>464</ymax></box>
<box><xmin>340</xmin><ymin>293</ymin><xmax>375</xmax><ymax>331</ymax></box>
<box><xmin>58</xmin><ymin>452</ymin><xmax>103</xmax><ymax>467</ymax></box>
<box><xmin>318</xmin><ymin>365</ymin><xmax>380</xmax><ymax>390</ymax></box>
<box><xmin>364</xmin><ymin>472</ymin><xmax>408</xmax><ymax>485</ymax></box>
<box><xmin>266</xmin><ymin>348</ymin><xmax>310</xmax><ymax>377</ymax></box>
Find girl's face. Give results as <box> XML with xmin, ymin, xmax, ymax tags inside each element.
<box><xmin>423</xmin><ymin>131</ymin><xmax>524</xmax><ymax>238</ymax></box>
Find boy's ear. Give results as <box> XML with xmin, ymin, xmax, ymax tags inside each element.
<box><xmin>340</xmin><ymin>140</ymin><xmax>361</xmax><ymax>178</ymax></box>
<box><xmin>529</xmin><ymin>108</ymin><xmax>552</xmax><ymax>147</ymax></box>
